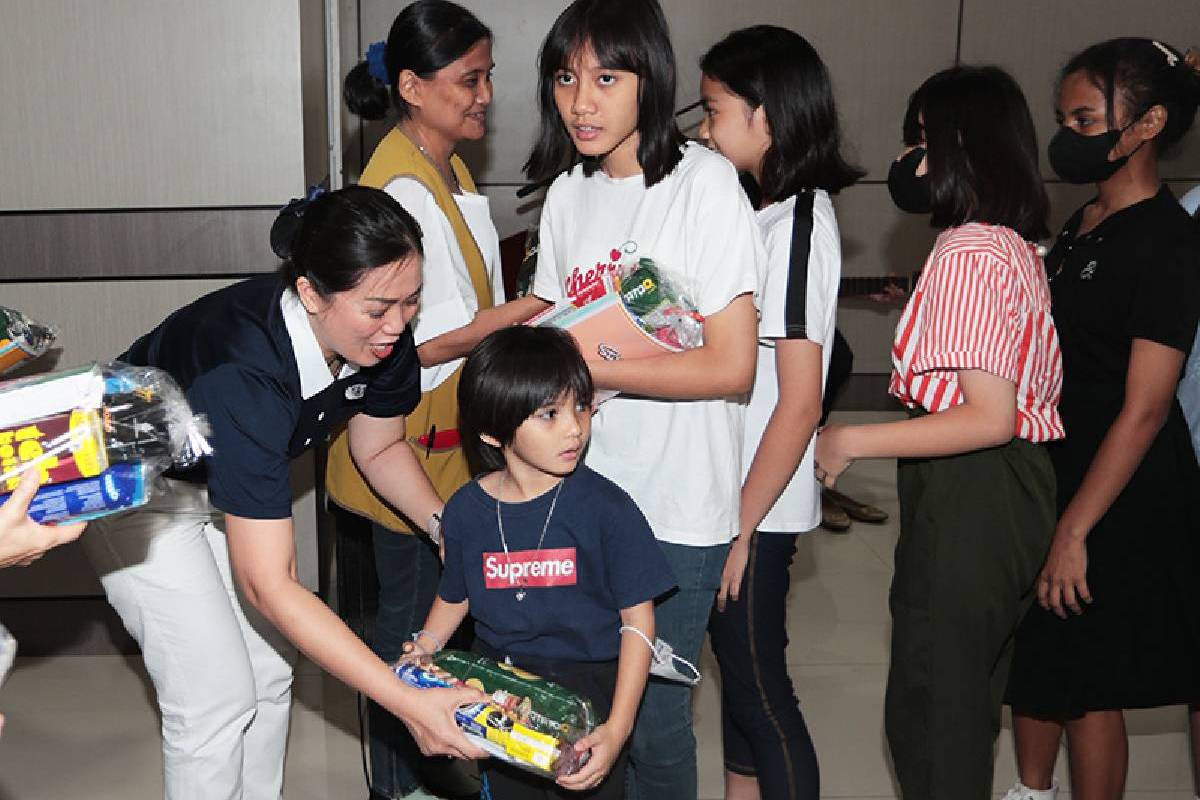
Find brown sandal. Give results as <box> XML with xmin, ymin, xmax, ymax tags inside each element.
<box><xmin>823</xmin><ymin>487</ymin><xmax>888</xmax><ymax>524</ymax></box>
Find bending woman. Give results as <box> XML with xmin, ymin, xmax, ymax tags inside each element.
<box><xmin>83</xmin><ymin>186</ymin><xmax>485</xmax><ymax>800</ymax></box>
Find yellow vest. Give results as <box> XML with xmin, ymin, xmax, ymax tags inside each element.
<box><xmin>324</xmin><ymin>128</ymin><xmax>495</xmax><ymax>532</ymax></box>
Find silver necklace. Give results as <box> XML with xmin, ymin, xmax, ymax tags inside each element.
<box><xmin>414</xmin><ymin>140</ymin><xmax>462</xmax><ymax>194</ymax></box>
<box><xmin>496</xmin><ymin>478</ymin><xmax>564</xmax><ymax>601</ymax></box>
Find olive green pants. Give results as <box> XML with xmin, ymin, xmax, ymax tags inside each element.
<box><xmin>886</xmin><ymin>438</ymin><xmax>1055</xmax><ymax>799</ymax></box>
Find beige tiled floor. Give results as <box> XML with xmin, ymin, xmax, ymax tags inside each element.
<box><xmin>0</xmin><ymin>413</ymin><xmax>1195</xmax><ymax>799</ymax></box>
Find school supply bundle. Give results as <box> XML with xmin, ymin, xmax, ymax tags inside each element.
<box><xmin>394</xmin><ymin>649</ymin><xmax>595</xmax><ymax>779</ymax></box>
<box><xmin>530</xmin><ymin>257</ymin><xmax>703</xmax><ymax>362</ymax></box>
<box><xmin>0</xmin><ymin>305</ymin><xmax>56</xmax><ymax>375</ymax></box>
<box><xmin>0</xmin><ymin>362</ymin><xmax>211</xmax><ymax>524</ymax></box>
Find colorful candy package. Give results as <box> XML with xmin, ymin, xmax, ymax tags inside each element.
<box><xmin>0</xmin><ymin>362</ymin><xmax>211</xmax><ymax>523</ymax></box>
<box><xmin>530</xmin><ymin>257</ymin><xmax>703</xmax><ymax>362</ymax></box>
<box><xmin>0</xmin><ymin>305</ymin><xmax>56</xmax><ymax>375</ymax></box>
<box><xmin>394</xmin><ymin>649</ymin><xmax>595</xmax><ymax>779</ymax></box>
<box><xmin>612</xmin><ymin>258</ymin><xmax>705</xmax><ymax>351</ymax></box>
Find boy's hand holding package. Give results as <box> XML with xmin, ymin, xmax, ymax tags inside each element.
<box><xmin>557</xmin><ymin>719</ymin><xmax>629</xmax><ymax>792</ymax></box>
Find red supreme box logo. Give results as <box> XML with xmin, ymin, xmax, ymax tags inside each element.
<box><xmin>483</xmin><ymin>548</ymin><xmax>578</xmax><ymax>589</ymax></box>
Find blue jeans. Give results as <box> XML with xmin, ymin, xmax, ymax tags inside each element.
<box><xmin>367</xmin><ymin>525</ymin><xmax>442</xmax><ymax>799</ymax></box>
<box><xmin>626</xmin><ymin>540</ymin><xmax>729</xmax><ymax>800</ymax></box>
<box><xmin>708</xmin><ymin>532</ymin><xmax>819</xmax><ymax>799</ymax></box>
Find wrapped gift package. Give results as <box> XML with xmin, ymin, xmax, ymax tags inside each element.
<box><xmin>394</xmin><ymin>649</ymin><xmax>596</xmax><ymax>779</ymax></box>
<box><xmin>530</xmin><ymin>257</ymin><xmax>703</xmax><ymax>363</ymax></box>
<box><xmin>0</xmin><ymin>362</ymin><xmax>211</xmax><ymax>523</ymax></box>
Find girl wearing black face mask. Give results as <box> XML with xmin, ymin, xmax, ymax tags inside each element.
<box><xmin>815</xmin><ymin>65</ymin><xmax>1062</xmax><ymax>800</ymax></box>
<box><xmin>1003</xmin><ymin>39</ymin><xmax>1200</xmax><ymax>800</ymax></box>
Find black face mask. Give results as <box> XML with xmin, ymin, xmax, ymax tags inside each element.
<box><xmin>1047</xmin><ymin>118</ymin><xmax>1142</xmax><ymax>184</ymax></box>
<box><xmin>887</xmin><ymin>147</ymin><xmax>932</xmax><ymax>214</ymax></box>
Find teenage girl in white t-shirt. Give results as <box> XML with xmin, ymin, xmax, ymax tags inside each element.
<box><xmin>525</xmin><ymin>1</ymin><xmax>765</xmax><ymax>797</ymax></box>
<box><xmin>698</xmin><ymin>26</ymin><xmax>864</xmax><ymax>800</ymax></box>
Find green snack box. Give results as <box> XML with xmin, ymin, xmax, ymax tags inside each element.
<box><xmin>394</xmin><ymin>649</ymin><xmax>596</xmax><ymax>778</ymax></box>
<box><xmin>433</xmin><ymin>650</ymin><xmax>595</xmax><ymax>740</ymax></box>
<box><xmin>618</xmin><ymin>259</ymin><xmax>671</xmax><ymax>316</ymax></box>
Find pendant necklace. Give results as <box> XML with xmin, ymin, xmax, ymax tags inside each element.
<box><xmin>496</xmin><ymin>477</ymin><xmax>564</xmax><ymax>601</ymax></box>
<box><xmin>414</xmin><ymin>141</ymin><xmax>462</xmax><ymax>194</ymax></box>
<box><xmin>400</xmin><ymin>124</ymin><xmax>462</xmax><ymax>194</ymax></box>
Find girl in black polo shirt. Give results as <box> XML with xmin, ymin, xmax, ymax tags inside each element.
<box><xmin>82</xmin><ymin>187</ymin><xmax>484</xmax><ymax>800</ymax></box>
<box><xmin>1004</xmin><ymin>39</ymin><xmax>1200</xmax><ymax>800</ymax></box>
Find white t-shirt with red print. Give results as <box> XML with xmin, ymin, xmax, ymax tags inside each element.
<box><xmin>533</xmin><ymin>143</ymin><xmax>765</xmax><ymax>546</ymax></box>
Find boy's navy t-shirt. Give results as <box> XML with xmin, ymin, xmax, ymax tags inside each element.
<box><xmin>439</xmin><ymin>465</ymin><xmax>676</xmax><ymax>663</ymax></box>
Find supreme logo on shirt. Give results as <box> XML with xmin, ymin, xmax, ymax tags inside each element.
<box><xmin>483</xmin><ymin>548</ymin><xmax>578</xmax><ymax>589</ymax></box>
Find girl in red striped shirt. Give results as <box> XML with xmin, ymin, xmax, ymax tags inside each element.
<box><xmin>814</xmin><ymin>65</ymin><xmax>1063</xmax><ymax>800</ymax></box>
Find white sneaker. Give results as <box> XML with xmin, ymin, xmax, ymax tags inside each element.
<box><xmin>400</xmin><ymin>790</ymin><xmax>448</xmax><ymax>800</ymax></box>
<box><xmin>1000</xmin><ymin>780</ymin><xmax>1058</xmax><ymax>800</ymax></box>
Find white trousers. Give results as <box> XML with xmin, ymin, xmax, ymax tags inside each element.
<box><xmin>83</xmin><ymin>481</ymin><xmax>296</xmax><ymax>800</ymax></box>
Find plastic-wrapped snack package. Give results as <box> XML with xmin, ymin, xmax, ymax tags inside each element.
<box><xmin>613</xmin><ymin>257</ymin><xmax>705</xmax><ymax>351</ymax></box>
<box><xmin>0</xmin><ymin>362</ymin><xmax>211</xmax><ymax>524</ymax></box>
<box><xmin>394</xmin><ymin>649</ymin><xmax>596</xmax><ymax>779</ymax></box>
<box><xmin>529</xmin><ymin>257</ymin><xmax>704</xmax><ymax>361</ymax></box>
<box><xmin>0</xmin><ymin>305</ymin><xmax>56</xmax><ymax>375</ymax></box>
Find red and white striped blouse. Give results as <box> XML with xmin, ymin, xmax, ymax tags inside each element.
<box><xmin>889</xmin><ymin>223</ymin><xmax>1064</xmax><ymax>443</ymax></box>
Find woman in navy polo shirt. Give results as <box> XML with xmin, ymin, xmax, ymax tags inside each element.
<box><xmin>82</xmin><ymin>186</ymin><xmax>484</xmax><ymax>800</ymax></box>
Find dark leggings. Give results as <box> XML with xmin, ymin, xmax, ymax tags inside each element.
<box><xmin>476</xmin><ymin>643</ymin><xmax>626</xmax><ymax>800</ymax></box>
<box><xmin>708</xmin><ymin>532</ymin><xmax>820</xmax><ymax>799</ymax></box>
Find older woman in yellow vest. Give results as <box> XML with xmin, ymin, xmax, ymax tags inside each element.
<box><xmin>336</xmin><ymin>3</ymin><xmax>548</xmax><ymax>798</ymax></box>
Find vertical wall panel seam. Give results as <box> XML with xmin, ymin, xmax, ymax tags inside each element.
<box><xmin>356</xmin><ymin>0</ymin><xmax>365</xmax><ymax>177</ymax></box>
<box><xmin>954</xmin><ymin>0</ymin><xmax>965</xmax><ymax>65</ymax></box>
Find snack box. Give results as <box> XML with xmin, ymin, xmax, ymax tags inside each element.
<box><xmin>394</xmin><ymin>649</ymin><xmax>595</xmax><ymax>779</ymax></box>
<box><xmin>16</xmin><ymin>462</ymin><xmax>150</xmax><ymax>524</ymax></box>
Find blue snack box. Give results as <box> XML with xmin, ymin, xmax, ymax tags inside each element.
<box><xmin>7</xmin><ymin>463</ymin><xmax>150</xmax><ymax>524</ymax></box>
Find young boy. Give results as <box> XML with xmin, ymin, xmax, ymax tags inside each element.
<box><xmin>410</xmin><ymin>326</ymin><xmax>675</xmax><ymax>798</ymax></box>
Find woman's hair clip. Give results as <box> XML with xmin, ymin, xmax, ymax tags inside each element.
<box><xmin>270</xmin><ymin>185</ymin><xmax>328</xmax><ymax>260</ymax></box>
<box><xmin>367</xmin><ymin>41</ymin><xmax>390</xmax><ymax>85</ymax></box>
<box><xmin>1152</xmin><ymin>40</ymin><xmax>1181</xmax><ymax>68</ymax></box>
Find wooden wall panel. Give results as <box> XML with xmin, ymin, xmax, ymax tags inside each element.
<box><xmin>0</xmin><ymin>0</ymin><xmax>307</xmax><ymax>210</ymax></box>
<box><xmin>0</xmin><ymin>209</ymin><xmax>280</xmax><ymax>281</ymax></box>
<box><xmin>0</xmin><ymin>279</ymin><xmax>237</xmax><ymax>365</ymax></box>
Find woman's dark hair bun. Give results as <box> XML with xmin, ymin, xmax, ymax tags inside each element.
<box><xmin>343</xmin><ymin>61</ymin><xmax>391</xmax><ymax>121</ymax></box>
<box><xmin>270</xmin><ymin>188</ymin><xmax>327</xmax><ymax>261</ymax></box>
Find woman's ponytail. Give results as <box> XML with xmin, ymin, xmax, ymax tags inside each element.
<box><xmin>343</xmin><ymin>59</ymin><xmax>391</xmax><ymax>121</ymax></box>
